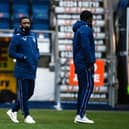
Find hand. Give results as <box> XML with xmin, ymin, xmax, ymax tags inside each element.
<box><xmin>23</xmin><ymin>56</ymin><xmax>27</xmax><ymax>60</ymax></box>
<box><xmin>20</xmin><ymin>56</ymin><xmax>27</xmax><ymax>61</ymax></box>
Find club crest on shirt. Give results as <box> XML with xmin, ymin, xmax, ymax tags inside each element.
<box><xmin>22</xmin><ymin>37</ymin><xmax>27</xmax><ymax>41</ymax></box>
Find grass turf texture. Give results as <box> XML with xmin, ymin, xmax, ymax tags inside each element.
<box><xmin>0</xmin><ymin>109</ymin><xmax>129</xmax><ymax>129</ymax></box>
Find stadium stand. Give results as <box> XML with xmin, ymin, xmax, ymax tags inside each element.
<box><xmin>0</xmin><ymin>0</ymin><xmax>50</xmax><ymax>30</ymax></box>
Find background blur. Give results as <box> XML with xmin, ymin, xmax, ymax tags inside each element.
<box><xmin>0</xmin><ymin>0</ymin><xmax>129</xmax><ymax>110</ymax></box>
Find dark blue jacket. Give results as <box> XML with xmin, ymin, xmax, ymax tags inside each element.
<box><xmin>72</xmin><ymin>21</ymin><xmax>96</xmax><ymax>73</ymax></box>
<box><xmin>8</xmin><ymin>28</ymin><xmax>40</xmax><ymax>79</ymax></box>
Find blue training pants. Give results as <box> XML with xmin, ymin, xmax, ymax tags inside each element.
<box><xmin>77</xmin><ymin>68</ymin><xmax>94</xmax><ymax>118</ymax></box>
<box><xmin>12</xmin><ymin>79</ymin><xmax>35</xmax><ymax>117</ymax></box>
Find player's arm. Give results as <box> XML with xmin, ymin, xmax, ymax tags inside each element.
<box><xmin>80</xmin><ymin>28</ymin><xmax>95</xmax><ymax>64</ymax></box>
<box><xmin>8</xmin><ymin>35</ymin><xmax>26</xmax><ymax>60</ymax></box>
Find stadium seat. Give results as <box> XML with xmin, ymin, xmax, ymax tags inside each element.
<box><xmin>0</xmin><ymin>12</ymin><xmax>9</xmax><ymax>19</ymax></box>
<box><xmin>12</xmin><ymin>0</ymin><xmax>30</xmax><ymax>28</ymax></box>
<box><xmin>0</xmin><ymin>1</ymin><xmax>10</xmax><ymax>29</ymax></box>
<box><xmin>13</xmin><ymin>5</ymin><xmax>29</xmax><ymax>19</ymax></box>
<box><xmin>0</xmin><ymin>22</ymin><xmax>10</xmax><ymax>29</ymax></box>
<box><xmin>31</xmin><ymin>0</ymin><xmax>50</xmax><ymax>30</ymax></box>
<box><xmin>12</xmin><ymin>0</ymin><xmax>29</xmax><ymax>5</ymax></box>
<box><xmin>32</xmin><ymin>24</ymin><xmax>49</xmax><ymax>30</ymax></box>
<box><xmin>32</xmin><ymin>5</ymin><xmax>49</xmax><ymax>20</ymax></box>
<box><xmin>31</xmin><ymin>0</ymin><xmax>50</xmax><ymax>5</ymax></box>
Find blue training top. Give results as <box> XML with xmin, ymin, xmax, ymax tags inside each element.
<box><xmin>8</xmin><ymin>28</ymin><xmax>40</xmax><ymax>79</ymax></box>
<box><xmin>72</xmin><ymin>20</ymin><xmax>96</xmax><ymax>73</ymax></box>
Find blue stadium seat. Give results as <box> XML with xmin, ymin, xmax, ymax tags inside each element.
<box><xmin>0</xmin><ymin>11</ymin><xmax>9</xmax><ymax>19</ymax></box>
<box><xmin>31</xmin><ymin>0</ymin><xmax>50</xmax><ymax>5</ymax></box>
<box><xmin>32</xmin><ymin>5</ymin><xmax>49</xmax><ymax>20</ymax></box>
<box><xmin>12</xmin><ymin>4</ymin><xmax>29</xmax><ymax>19</ymax></box>
<box><xmin>12</xmin><ymin>0</ymin><xmax>29</xmax><ymax>28</ymax></box>
<box><xmin>0</xmin><ymin>21</ymin><xmax>10</xmax><ymax>29</ymax></box>
<box><xmin>13</xmin><ymin>19</ymin><xmax>20</xmax><ymax>29</ymax></box>
<box><xmin>31</xmin><ymin>0</ymin><xmax>50</xmax><ymax>30</ymax></box>
<box><xmin>32</xmin><ymin>23</ymin><xmax>49</xmax><ymax>30</ymax></box>
<box><xmin>0</xmin><ymin>1</ymin><xmax>10</xmax><ymax>29</ymax></box>
<box><xmin>12</xmin><ymin>0</ymin><xmax>29</xmax><ymax>5</ymax></box>
<box><xmin>0</xmin><ymin>4</ymin><xmax>9</xmax><ymax>12</ymax></box>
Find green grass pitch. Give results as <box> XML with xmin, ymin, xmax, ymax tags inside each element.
<box><xmin>0</xmin><ymin>109</ymin><xmax>129</xmax><ymax>129</ymax></box>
